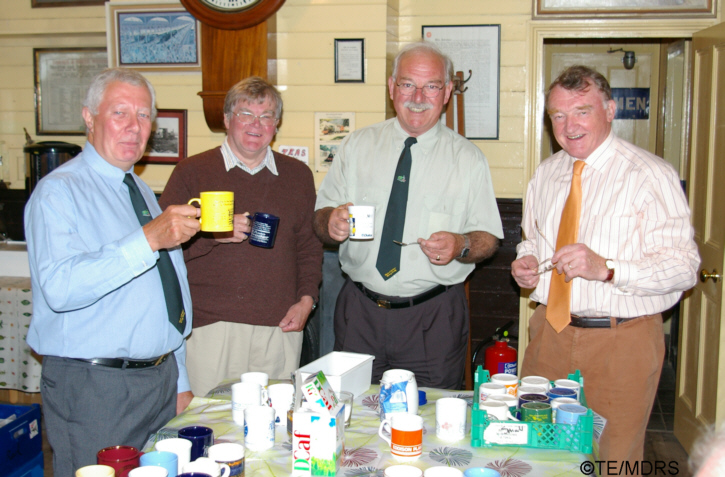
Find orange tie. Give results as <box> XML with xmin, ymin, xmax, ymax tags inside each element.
<box><xmin>546</xmin><ymin>160</ymin><xmax>586</xmax><ymax>333</ymax></box>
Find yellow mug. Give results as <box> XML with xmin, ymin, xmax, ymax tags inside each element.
<box><xmin>188</xmin><ymin>191</ymin><xmax>234</xmax><ymax>232</ymax></box>
<box><xmin>76</xmin><ymin>465</ymin><xmax>116</xmax><ymax>477</ymax></box>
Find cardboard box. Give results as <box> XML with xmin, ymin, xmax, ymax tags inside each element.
<box><xmin>301</xmin><ymin>371</ymin><xmax>339</xmax><ymax>413</ymax></box>
<box><xmin>298</xmin><ymin>352</ymin><xmax>374</xmax><ymax>398</ymax></box>
<box><xmin>291</xmin><ymin>403</ymin><xmax>345</xmax><ymax>477</ymax></box>
<box><xmin>0</xmin><ymin>404</ymin><xmax>42</xmax><ymax>477</ymax></box>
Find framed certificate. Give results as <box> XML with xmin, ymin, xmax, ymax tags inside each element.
<box><xmin>334</xmin><ymin>39</ymin><xmax>365</xmax><ymax>83</ymax></box>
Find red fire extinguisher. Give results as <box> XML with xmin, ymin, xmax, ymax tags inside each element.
<box><xmin>484</xmin><ymin>331</ymin><xmax>517</xmax><ymax>376</ymax></box>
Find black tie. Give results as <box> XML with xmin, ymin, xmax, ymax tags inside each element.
<box><xmin>376</xmin><ymin>136</ymin><xmax>417</xmax><ymax>280</ymax></box>
<box><xmin>123</xmin><ymin>174</ymin><xmax>186</xmax><ymax>334</ymax></box>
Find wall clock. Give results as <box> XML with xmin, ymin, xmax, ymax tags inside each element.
<box><xmin>180</xmin><ymin>0</ymin><xmax>285</xmax><ymax>30</ymax></box>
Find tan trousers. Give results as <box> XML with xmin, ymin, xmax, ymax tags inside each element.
<box><xmin>186</xmin><ymin>321</ymin><xmax>303</xmax><ymax>397</ymax></box>
<box><xmin>522</xmin><ymin>305</ymin><xmax>664</xmax><ymax>474</ymax></box>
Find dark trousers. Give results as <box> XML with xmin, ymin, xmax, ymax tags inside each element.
<box><xmin>41</xmin><ymin>355</ymin><xmax>178</xmax><ymax>477</ymax></box>
<box><xmin>333</xmin><ymin>278</ymin><xmax>468</xmax><ymax>389</ymax></box>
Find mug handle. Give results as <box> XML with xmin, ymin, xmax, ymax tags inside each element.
<box><xmin>377</xmin><ymin>419</ymin><xmax>392</xmax><ymax>446</ymax></box>
<box><xmin>242</xmin><ymin>212</ymin><xmax>252</xmax><ymax>237</ymax></box>
<box><xmin>219</xmin><ymin>463</ymin><xmax>231</xmax><ymax>477</ymax></box>
<box><xmin>506</xmin><ymin>411</ymin><xmax>520</xmax><ymax>421</ymax></box>
<box><xmin>188</xmin><ymin>198</ymin><xmax>202</xmax><ymax>226</ymax></box>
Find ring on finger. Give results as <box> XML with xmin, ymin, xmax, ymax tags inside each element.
<box><xmin>436</xmin><ymin>255</ymin><xmax>440</xmax><ymax>261</ymax></box>
<box><xmin>568</xmin><ymin>263</ymin><xmax>573</xmax><ymax>270</ymax></box>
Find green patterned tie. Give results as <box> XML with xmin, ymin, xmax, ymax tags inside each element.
<box><xmin>376</xmin><ymin>136</ymin><xmax>417</xmax><ymax>280</ymax></box>
<box><xmin>124</xmin><ymin>174</ymin><xmax>186</xmax><ymax>334</ymax></box>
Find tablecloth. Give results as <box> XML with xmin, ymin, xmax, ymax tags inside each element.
<box><xmin>0</xmin><ymin>277</ymin><xmax>41</xmax><ymax>393</ymax></box>
<box><xmin>144</xmin><ymin>382</ymin><xmax>593</xmax><ymax>476</ymax></box>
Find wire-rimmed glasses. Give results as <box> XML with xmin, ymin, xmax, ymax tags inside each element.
<box><xmin>395</xmin><ymin>82</ymin><xmax>445</xmax><ymax>98</ymax></box>
<box><xmin>232</xmin><ymin>110</ymin><xmax>278</xmax><ymax>127</ymax></box>
<box><xmin>534</xmin><ymin>220</ymin><xmax>556</xmax><ymax>275</ymax></box>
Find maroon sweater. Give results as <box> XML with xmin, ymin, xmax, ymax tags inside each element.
<box><xmin>159</xmin><ymin>147</ymin><xmax>322</xmax><ymax>328</ymax></box>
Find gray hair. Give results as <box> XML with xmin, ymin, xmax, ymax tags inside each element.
<box><xmin>546</xmin><ymin>65</ymin><xmax>612</xmax><ymax>111</ymax></box>
<box><xmin>223</xmin><ymin>76</ymin><xmax>283</xmax><ymax>120</ymax></box>
<box><xmin>83</xmin><ymin>68</ymin><xmax>157</xmax><ymax>120</ymax></box>
<box><xmin>391</xmin><ymin>41</ymin><xmax>453</xmax><ymax>85</ymax></box>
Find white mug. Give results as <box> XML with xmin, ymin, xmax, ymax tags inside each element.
<box><xmin>154</xmin><ymin>438</ymin><xmax>192</xmax><ymax>474</ymax></box>
<box><xmin>378</xmin><ymin>413</ymin><xmax>424</xmax><ymax>462</ymax></box>
<box><xmin>241</xmin><ymin>372</ymin><xmax>269</xmax><ymax>403</ymax></box>
<box><xmin>380</xmin><ymin>369</ymin><xmax>418</xmax><ymax>420</ymax></box>
<box><xmin>183</xmin><ymin>457</ymin><xmax>231</xmax><ymax>477</ymax></box>
<box><xmin>207</xmin><ymin>443</ymin><xmax>244</xmax><ymax>477</ymax></box>
<box><xmin>554</xmin><ymin>378</ymin><xmax>581</xmax><ymax>400</ymax></box>
<box><xmin>516</xmin><ymin>385</ymin><xmax>548</xmax><ymax>398</ymax></box>
<box><xmin>488</xmin><ymin>394</ymin><xmax>518</xmax><ymax>411</ymax></box>
<box><xmin>424</xmin><ymin>467</ymin><xmax>464</xmax><ymax>477</ymax></box>
<box><xmin>435</xmin><ymin>397</ymin><xmax>467</xmax><ymax>441</ymax></box>
<box><xmin>521</xmin><ymin>375</ymin><xmax>551</xmax><ymax>392</ymax></box>
<box><xmin>384</xmin><ymin>465</ymin><xmax>424</xmax><ymax>477</ymax></box>
<box><xmin>75</xmin><ymin>465</ymin><xmax>116</xmax><ymax>477</ymax></box>
<box><xmin>231</xmin><ymin>382</ymin><xmax>263</xmax><ymax>425</ymax></box>
<box><xmin>348</xmin><ymin>205</ymin><xmax>375</xmax><ymax>239</ymax></box>
<box><xmin>244</xmin><ymin>405</ymin><xmax>276</xmax><ymax>451</ymax></box>
<box><xmin>479</xmin><ymin>400</ymin><xmax>518</xmax><ymax>421</ymax></box>
<box><xmin>128</xmin><ymin>468</ymin><xmax>168</xmax><ymax>477</ymax></box>
<box><xmin>478</xmin><ymin>382</ymin><xmax>507</xmax><ymax>404</ymax></box>
<box><xmin>267</xmin><ymin>383</ymin><xmax>295</xmax><ymax>426</ymax></box>
<box><xmin>490</xmin><ymin>373</ymin><xmax>518</xmax><ymax>396</ymax></box>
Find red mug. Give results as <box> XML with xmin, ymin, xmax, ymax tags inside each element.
<box><xmin>97</xmin><ymin>445</ymin><xmax>143</xmax><ymax>477</ymax></box>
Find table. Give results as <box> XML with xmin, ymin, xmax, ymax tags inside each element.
<box><xmin>0</xmin><ymin>277</ymin><xmax>41</xmax><ymax>394</ymax></box>
<box><xmin>143</xmin><ymin>383</ymin><xmax>593</xmax><ymax>476</ymax></box>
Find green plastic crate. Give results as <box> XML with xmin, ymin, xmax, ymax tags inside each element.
<box><xmin>470</xmin><ymin>367</ymin><xmax>594</xmax><ymax>454</ymax></box>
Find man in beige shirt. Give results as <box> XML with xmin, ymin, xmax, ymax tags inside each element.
<box><xmin>314</xmin><ymin>42</ymin><xmax>503</xmax><ymax>388</ymax></box>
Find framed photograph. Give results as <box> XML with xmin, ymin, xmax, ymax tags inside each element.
<box><xmin>32</xmin><ymin>0</ymin><xmax>106</xmax><ymax>6</ymax></box>
<box><xmin>33</xmin><ymin>48</ymin><xmax>108</xmax><ymax>135</ymax></box>
<box><xmin>314</xmin><ymin>112</ymin><xmax>355</xmax><ymax>172</ymax></box>
<box><xmin>534</xmin><ymin>0</ymin><xmax>715</xmax><ymax>18</ymax></box>
<box><xmin>140</xmin><ymin>109</ymin><xmax>187</xmax><ymax>164</ymax></box>
<box><xmin>423</xmin><ymin>25</ymin><xmax>500</xmax><ymax>140</ymax></box>
<box><xmin>106</xmin><ymin>1</ymin><xmax>201</xmax><ymax>72</ymax></box>
<box><xmin>334</xmin><ymin>39</ymin><xmax>365</xmax><ymax>83</ymax></box>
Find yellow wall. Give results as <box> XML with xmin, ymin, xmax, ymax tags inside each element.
<box><xmin>0</xmin><ymin>0</ymin><xmax>721</xmax><ymax>197</ymax></box>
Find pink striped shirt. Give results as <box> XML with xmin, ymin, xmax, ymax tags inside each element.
<box><xmin>517</xmin><ymin>132</ymin><xmax>700</xmax><ymax>318</ymax></box>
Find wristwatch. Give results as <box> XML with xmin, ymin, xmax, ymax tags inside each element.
<box><xmin>457</xmin><ymin>234</ymin><xmax>470</xmax><ymax>259</ymax></box>
<box><xmin>605</xmin><ymin>259</ymin><xmax>616</xmax><ymax>282</ymax></box>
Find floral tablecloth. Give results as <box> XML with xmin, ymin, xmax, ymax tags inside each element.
<box><xmin>0</xmin><ymin>277</ymin><xmax>41</xmax><ymax>393</ymax></box>
<box><xmin>144</xmin><ymin>382</ymin><xmax>593</xmax><ymax>476</ymax></box>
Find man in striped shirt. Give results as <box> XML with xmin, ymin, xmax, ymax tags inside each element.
<box><xmin>512</xmin><ymin>65</ymin><xmax>699</xmax><ymax>469</ymax></box>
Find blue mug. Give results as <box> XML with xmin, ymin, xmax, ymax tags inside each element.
<box><xmin>556</xmin><ymin>403</ymin><xmax>588</xmax><ymax>426</ymax></box>
<box><xmin>178</xmin><ymin>426</ymin><xmax>214</xmax><ymax>461</ymax></box>
<box><xmin>547</xmin><ymin>387</ymin><xmax>577</xmax><ymax>400</ymax></box>
<box><xmin>463</xmin><ymin>468</ymin><xmax>502</xmax><ymax>477</ymax></box>
<box><xmin>140</xmin><ymin>451</ymin><xmax>178</xmax><ymax>477</ymax></box>
<box><xmin>248</xmin><ymin>212</ymin><xmax>280</xmax><ymax>248</ymax></box>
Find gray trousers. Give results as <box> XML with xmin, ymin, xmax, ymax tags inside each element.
<box><xmin>41</xmin><ymin>355</ymin><xmax>178</xmax><ymax>477</ymax></box>
<box><xmin>334</xmin><ymin>278</ymin><xmax>468</xmax><ymax>389</ymax></box>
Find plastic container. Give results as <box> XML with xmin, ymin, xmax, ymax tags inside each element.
<box><xmin>0</xmin><ymin>404</ymin><xmax>43</xmax><ymax>477</ymax></box>
<box><xmin>297</xmin><ymin>351</ymin><xmax>374</xmax><ymax>398</ymax></box>
<box><xmin>470</xmin><ymin>367</ymin><xmax>593</xmax><ymax>454</ymax></box>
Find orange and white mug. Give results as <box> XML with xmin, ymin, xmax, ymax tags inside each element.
<box><xmin>378</xmin><ymin>413</ymin><xmax>423</xmax><ymax>462</ymax></box>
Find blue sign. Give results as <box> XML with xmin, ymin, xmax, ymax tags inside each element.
<box><xmin>611</xmin><ymin>88</ymin><xmax>650</xmax><ymax>120</ymax></box>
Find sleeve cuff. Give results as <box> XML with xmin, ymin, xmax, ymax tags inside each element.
<box><xmin>611</xmin><ymin>259</ymin><xmax>635</xmax><ymax>295</ymax></box>
<box><xmin>119</xmin><ymin>228</ymin><xmax>158</xmax><ymax>276</ymax></box>
<box><xmin>173</xmin><ymin>340</ymin><xmax>191</xmax><ymax>393</ymax></box>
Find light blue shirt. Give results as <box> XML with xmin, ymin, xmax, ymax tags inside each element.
<box><xmin>24</xmin><ymin>142</ymin><xmax>193</xmax><ymax>393</ymax></box>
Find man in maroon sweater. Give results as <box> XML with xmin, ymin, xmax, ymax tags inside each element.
<box><xmin>159</xmin><ymin>77</ymin><xmax>322</xmax><ymax>397</ymax></box>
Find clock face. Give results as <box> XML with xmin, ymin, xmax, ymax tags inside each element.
<box><xmin>201</xmin><ymin>0</ymin><xmax>260</xmax><ymax>12</ymax></box>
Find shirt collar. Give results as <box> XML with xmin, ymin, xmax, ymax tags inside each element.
<box><xmin>578</xmin><ymin>129</ymin><xmax>615</xmax><ymax>174</ymax></box>
<box><xmin>393</xmin><ymin>118</ymin><xmax>442</xmax><ymax>151</ymax></box>
<box><xmin>81</xmin><ymin>141</ymin><xmax>133</xmax><ymax>187</ymax></box>
<box><xmin>221</xmin><ymin>139</ymin><xmax>278</xmax><ymax>176</ymax></box>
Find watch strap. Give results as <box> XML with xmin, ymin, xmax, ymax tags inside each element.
<box><xmin>457</xmin><ymin>234</ymin><xmax>471</xmax><ymax>259</ymax></box>
<box><xmin>605</xmin><ymin>260</ymin><xmax>615</xmax><ymax>282</ymax></box>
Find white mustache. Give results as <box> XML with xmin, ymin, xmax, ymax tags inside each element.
<box><xmin>404</xmin><ymin>100</ymin><xmax>433</xmax><ymax>112</ymax></box>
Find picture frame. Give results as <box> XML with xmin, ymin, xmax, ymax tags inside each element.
<box><xmin>32</xmin><ymin>0</ymin><xmax>106</xmax><ymax>7</ymax></box>
<box><xmin>33</xmin><ymin>47</ymin><xmax>109</xmax><ymax>135</ymax></box>
<box><xmin>534</xmin><ymin>0</ymin><xmax>716</xmax><ymax>19</ymax></box>
<box><xmin>106</xmin><ymin>1</ymin><xmax>201</xmax><ymax>72</ymax></box>
<box><xmin>334</xmin><ymin>39</ymin><xmax>365</xmax><ymax>83</ymax></box>
<box><xmin>423</xmin><ymin>25</ymin><xmax>500</xmax><ymax>140</ymax></box>
<box><xmin>141</xmin><ymin>109</ymin><xmax>187</xmax><ymax>164</ymax></box>
<box><xmin>314</xmin><ymin>112</ymin><xmax>355</xmax><ymax>172</ymax></box>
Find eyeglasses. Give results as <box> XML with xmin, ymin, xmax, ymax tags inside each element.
<box><xmin>534</xmin><ymin>220</ymin><xmax>556</xmax><ymax>275</ymax></box>
<box><xmin>395</xmin><ymin>82</ymin><xmax>445</xmax><ymax>98</ymax></box>
<box><xmin>232</xmin><ymin>111</ymin><xmax>278</xmax><ymax>127</ymax></box>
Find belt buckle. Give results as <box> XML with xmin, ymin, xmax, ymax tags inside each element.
<box><xmin>377</xmin><ymin>299</ymin><xmax>391</xmax><ymax>309</ymax></box>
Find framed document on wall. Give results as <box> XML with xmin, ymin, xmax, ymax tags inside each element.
<box><xmin>423</xmin><ymin>24</ymin><xmax>500</xmax><ymax>140</ymax></box>
<box><xmin>33</xmin><ymin>48</ymin><xmax>108</xmax><ymax>135</ymax></box>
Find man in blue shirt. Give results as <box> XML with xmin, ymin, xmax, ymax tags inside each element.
<box><xmin>24</xmin><ymin>68</ymin><xmax>201</xmax><ymax>476</ymax></box>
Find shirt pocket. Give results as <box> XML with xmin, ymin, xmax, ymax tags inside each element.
<box><xmin>420</xmin><ymin>193</ymin><xmax>466</xmax><ymax>236</ymax></box>
<box><xmin>587</xmin><ymin>214</ymin><xmax>640</xmax><ymax>259</ymax></box>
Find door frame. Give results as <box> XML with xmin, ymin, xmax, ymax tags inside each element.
<box><xmin>518</xmin><ymin>17</ymin><xmax>719</xmax><ymax>358</ymax></box>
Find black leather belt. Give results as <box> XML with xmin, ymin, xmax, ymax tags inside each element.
<box><xmin>354</xmin><ymin>281</ymin><xmax>451</xmax><ymax>309</ymax></box>
<box><xmin>570</xmin><ymin>315</ymin><xmax>628</xmax><ymax>328</ymax></box>
<box><xmin>72</xmin><ymin>353</ymin><xmax>170</xmax><ymax>369</ymax></box>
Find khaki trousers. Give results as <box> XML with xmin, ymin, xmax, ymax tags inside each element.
<box><xmin>186</xmin><ymin>321</ymin><xmax>303</xmax><ymax>397</ymax></box>
<box><xmin>522</xmin><ymin>305</ymin><xmax>664</xmax><ymax>474</ymax></box>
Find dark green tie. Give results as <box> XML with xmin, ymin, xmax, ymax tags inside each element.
<box><xmin>376</xmin><ymin>136</ymin><xmax>417</xmax><ymax>280</ymax></box>
<box><xmin>123</xmin><ymin>174</ymin><xmax>186</xmax><ymax>334</ymax></box>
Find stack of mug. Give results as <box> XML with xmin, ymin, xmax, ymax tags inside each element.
<box><xmin>477</xmin><ymin>373</ymin><xmax>589</xmax><ymax>425</ymax></box>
